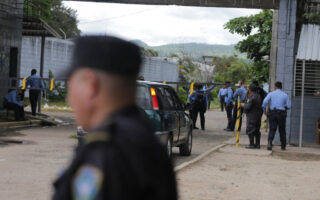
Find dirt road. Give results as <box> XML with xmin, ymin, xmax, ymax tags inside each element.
<box><xmin>178</xmin><ymin>138</ymin><xmax>320</xmax><ymax>200</ymax></box>
<box><xmin>0</xmin><ymin>109</ymin><xmax>232</xmax><ymax>199</ymax></box>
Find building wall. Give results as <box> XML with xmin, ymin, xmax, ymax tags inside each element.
<box><xmin>20</xmin><ymin>39</ymin><xmax>178</xmax><ymax>83</ymax></box>
<box><xmin>139</xmin><ymin>57</ymin><xmax>179</xmax><ymax>82</ymax></box>
<box><xmin>0</xmin><ymin>0</ymin><xmax>23</xmax><ymax>104</ymax></box>
<box><xmin>275</xmin><ymin>0</ymin><xmax>298</xmax><ymax>143</ymax></box>
<box><xmin>20</xmin><ymin>37</ymin><xmax>74</xmax><ymax>79</ymax></box>
<box><xmin>290</xmin><ymin>97</ymin><xmax>320</xmax><ymax>144</ymax></box>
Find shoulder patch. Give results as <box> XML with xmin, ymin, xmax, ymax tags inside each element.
<box><xmin>73</xmin><ymin>165</ymin><xmax>104</xmax><ymax>200</ymax></box>
<box><xmin>84</xmin><ymin>132</ymin><xmax>111</xmax><ymax>144</ymax></box>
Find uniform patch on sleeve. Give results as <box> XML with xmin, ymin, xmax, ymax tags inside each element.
<box><xmin>73</xmin><ymin>165</ymin><xmax>103</xmax><ymax>200</ymax></box>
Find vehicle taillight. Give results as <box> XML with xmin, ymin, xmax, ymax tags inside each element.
<box><xmin>150</xmin><ymin>88</ymin><xmax>159</xmax><ymax>110</ymax></box>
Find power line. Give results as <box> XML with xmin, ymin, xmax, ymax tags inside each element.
<box><xmin>80</xmin><ymin>6</ymin><xmax>160</xmax><ymax>24</ymax></box>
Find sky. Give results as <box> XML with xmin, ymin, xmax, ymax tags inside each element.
<box><xmin>63</xmin><ymin>1</ymin><xmax>261</xmax><ymax>46</ymax></box>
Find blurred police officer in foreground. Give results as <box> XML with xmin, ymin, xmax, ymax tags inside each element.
<box><xmin>242</xmin><ymin>84</ymin><xmax>263</xmax><ymax>149</ymax></box>
<box><xmin>52</xmin><ymin>36</ymin><xmax>177</xmax><ymax>200</ymax></box>
<box><xmin>26</xmin><ymin>69</ymin><xmax>45</xmax><ymax>116</ymax></box>
<box><xmin>262</xmin><ymin>81</ymin><xmax>291</xmax><ymax>151</ymax></box>
<box><xmin>231</xmin><ymin>80</ymin><xmax>247</xmax><ymax>131</ymax></box>
<box><xmin>224</xmin><ymin>81</ymin><xmax>234</xmax><ymax>131</ymax></box>
<box><xmin>217</xmin><ymin>84</ymin><xmax>227</xmax><ymax>112</ymax></box>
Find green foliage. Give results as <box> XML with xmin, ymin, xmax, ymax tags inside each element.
<box><xmin>224</xmin><ymin>10</ymin><xmax>273</xmax><ymax>83</ymax></box>
<box><xmin>213</xmin><ymin>55</ymin><xmax>251</xmax><ymax>84</ymax></box>
<box><xmin>24</xmin><ymin>0</ymin><xmax>80</xmax><ymax>38</ymax></box>
<box><xmin>141</xmin><ymin>47</ymin><xmax>159</xmax><ymax>57</ymax></box>
<box><xmin>48</xmin><ymin>1</ymin><xmax>81</xmax><ymax>38</ymax></box>
<box><xmin>47</xmin><ymin>70</ymin><xmax>67</xmax><ymax>102</ymax></box>
<box><xmin>177</xmin><ymin>86</ymin><xmax>188</xmax><ymax>104</ymax></box>
<box><xmin>132</xmin><ymin>40</ymin><xmax>244</xmax><ymax>61</ymax></box>
<box><xmin>303</xmin><ymin>13</ymin><xmax>320</xmax><ymax>24</ymax></box>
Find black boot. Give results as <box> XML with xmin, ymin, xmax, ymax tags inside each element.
<box><xmin>255</xmin><ymin>134</ymin><xmax>261</xmax><ymax>149</ymax></box>
<box><xmin>267</xmin><ymin>141</ymin><xmax>273</xmax><ymax>151</ymax></box>
<box><xmin>246</xmin><ymin>135</ymin><xmax>255</xmax><ymax>149</ymax></box>
<box><xmin>281</xmin><ymin>144</ymin><xmax>286</xmax><ymax>151</ymax></box>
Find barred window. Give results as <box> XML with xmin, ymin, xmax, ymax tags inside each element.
<box><xmin>294</xmin><ymin>60</ymin><xmax>320</xmax><ymax>97</ymax></box>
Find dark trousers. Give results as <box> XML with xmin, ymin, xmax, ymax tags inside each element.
<box><xmin>268</xmin><ymin>111</ymin><xmax>287</xmax><ymax>147</ymax></box>
<box><xmin>5</xmin><ymin>102</ymin><xmax>25</xmax><ymax>121</ymax></box>
<box><xmin>246</xmin><ymin>116</ymin><xmax>262</xmax><ymax>146</ymax></box>
<box><xmin>225</xmin><ymin>104</ymin><xmax>233</xmax><ymax>129</ymax></box>
<box><xmin>192</xmin><ymin>103</ymin><xmax>206</xmax><ymax>130</ymax></box>
<box><xmin>231</xmin><ymin>101</ymin><xmax>243</xmax><ymax>131</ymax></box>
<box><xmin>30</xmin><ymin>90</ymin><xmax>40</xmax><ymax>116</ymax></box>
<box><xmin>220</xmin><ymin>98</ymin><xmax>225</xmax><ymax>112</ymax></box>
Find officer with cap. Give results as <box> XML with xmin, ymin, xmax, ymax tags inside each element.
<box><xmin>52</xmin><ymin>36</ymin><xmax>177</xmax><ymax>200</ymax></box>
<box><xmin>230</xmin><ymin>80</ymin><xmax>247</xmax><ymax>131</ymax></box>
<box><xmin>224</xmin><ymin>81</ymin><xmax>234</xmax><ymax>131</ymax></box>
<box><xmin>241</xmin><ymin>84</ymin><xmax>263</xmax><ymax>149</ymax></box>
<box><xmin>262</xmin><ymin>81</ymin><xmax>291</xmax><ymax>151</ymax></box>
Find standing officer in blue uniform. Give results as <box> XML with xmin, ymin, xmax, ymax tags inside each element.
<box><xmin>26</xmin><ymin>69</ymin><xmax>45</xmax><ymax>116</ymax></box>
<box><xmin>218</xmin><ymin>85</ymin><xmax>227</xmax><ymax>112</ymax></box>
<box><xmin>3</xmin><ymin>89</ymin><xmax>26</xmax><ymax>121</ymax></box>
<box><xmin>53</xmin><ymin>36</ymin><xmax>177</xmax><ymax>200</ymax></box>
<box><xmin>224</xmin><ymin>81</ymin><xmax>234</xmax><ymax>131</ymax></box>
<box><xmin>262</xmin><ymin>81</ymin><xmax>291</xmax><ymax>151</ymax></box>
<box><xmin>231</xmin><ymin>80</ymin><xmax>247</xmax><ymax>131</ymax></box>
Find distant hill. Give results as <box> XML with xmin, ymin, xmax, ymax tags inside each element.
<box><xmin>131</xmin><ymin>40</ymin><xmax>245</xmax><ymax>60</ymax></box>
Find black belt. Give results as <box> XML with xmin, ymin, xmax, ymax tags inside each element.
<box><xmin>270</xmin><ymin>109</ymin><xmax>286</xmax><ymax>113</ymax></box>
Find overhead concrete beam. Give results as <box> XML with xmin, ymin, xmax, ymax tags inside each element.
<box><xmin>64</xmin><ymin>0</ymin><xmax>279</xmax><ymax>9</ymax></box>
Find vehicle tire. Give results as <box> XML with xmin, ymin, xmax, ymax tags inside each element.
<box><xmin>179</xmin><ymin>127</ymin><xmax>192</xmax><ymax>156</ymax></box>
<box><xmin>167</xmin><ymin>135</ymin><xmax>173</xmax><ymax>158</ymax></box>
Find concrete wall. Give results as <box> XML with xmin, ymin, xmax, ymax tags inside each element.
<box><xmin>275</xmin><ymin>0</ymin><xmax>298</xmax><ymax>143</ymax></box>
<box><xmin>0</xmin><ymin>0</ymin><xmax>23</xmax><ymax>104</ymax></box>
<box><xmin>20</xmin><ymin>38</ymin><xmax>179</xmax><ymax>83</ymax></box>
<box><xmin>138</xmin><ymin>57</ymin><xmax>179</xmax><ymax>82</ymax></box>
<box><xmin>20</xmin><ymin>37</ymin><xmax>74</xmax><ymax>79</ymax></box>
<box><xmin>290</xmin><ymin>97</ymin><xmax>320</xmax><ymax>144</ymax></box>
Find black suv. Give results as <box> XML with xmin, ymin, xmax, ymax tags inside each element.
<box><xmin>136</xmin><ymin>81</ymin><xmax>193</xmax><ymax>157</ymax></box>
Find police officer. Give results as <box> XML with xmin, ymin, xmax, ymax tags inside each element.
<box><xmin>217</xmin><ymin>85</ymin><xmax>227</xmax><ymax>112</ymax></box>
<box><xmin>262</xmin><ymin>81</ymin><xmax>291</xmax><ymax>151</ymax></box>
<box><xmin>252</xmin><ymin>80</ymin><xmax>267</xmax><ymax>104</ymax></box>
<box><xmin>231</xmin><ymin>80</ymin><xmax>247</xmax><ymax>131</ymax></box>
<box><xmin>3</xmin><ymin>88</ymin><xmax>26</xmax><ymax>121</ymax></box>
<box><xmin>26</xmin><ymin>69</ymin><xmax>45</xmax><ymax>116</ymax></box>
<box><xmin>224</xmin><ymin>81</ymin><xmax>234</xmax><ymax>131</ymax></box>
<box><xmin>242</xmin><ymin>84</ymin><xmax>263</xmax><ymax>149</ymax></box>
<box><xmin>53</xmin><ymin>36</ymin><xmax>177</xmax><ymax>200</ymax></box>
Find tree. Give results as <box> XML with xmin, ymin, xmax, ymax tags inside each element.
<box><xmin>224</xmin><ymin>10</ymin><xmax>273</xmax><ymax>83</ymax></box>
<box><xmin>212</xmin><ymin>55</ymin><xmax>251</xmax><ymax>84</ymax></box>
<box><xmin>24</xmin><ymin>0</ymin><xmax>81</xmax><ymax>38</ymax></box>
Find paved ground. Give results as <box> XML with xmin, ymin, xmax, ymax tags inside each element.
<box><xmin>178</xmin><ymin>132</ymin><xmax>320</xmax><ymax>200</ymax></box>
<box><xmin>0</xmin><ymin>109</ymin><xmax>233</xmax><ymax>199</ymax></box>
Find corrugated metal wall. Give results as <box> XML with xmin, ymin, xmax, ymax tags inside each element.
<box><xmin>139</xmin><ymin>57</ymin><xmax>179</xmax><ymax>82</ymax></box>
<box><xmin>20</xmin><ymin>38</ymin><xmax>179</xmax><ymax>83</ymax></box>
<box><xmin>20</xmin><ymin>37</ymin><xmax>74</xmax><ymax>78</ymax></box>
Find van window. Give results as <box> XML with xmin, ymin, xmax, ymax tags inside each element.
<box><xmin>136</xmin><ymin>86</ymin><xmax>152</xmax><ymax>110</ymax></box>
<box><xmin>156</xmin><ymin>87</ymin><xmax>176</xmax><ymax>110</ymax></box>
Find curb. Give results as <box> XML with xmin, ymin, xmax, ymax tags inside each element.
<box><xmin>174</xmin><ymin>143</ymin><xmax>227</xmax><ymax>172</ymax></box>
<box><xmin>0</xmin><ymin>120</ymin><xmax>42</xmax><ymax>128</ymax></box>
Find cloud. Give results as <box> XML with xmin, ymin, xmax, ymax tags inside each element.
<box><xmin>64</xmin><ymin>2</ymin><xmax>261</xmax><ymax>46</ymax></box>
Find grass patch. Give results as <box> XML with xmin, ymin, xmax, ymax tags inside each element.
<box><xmin>209</xmin><ymin>98</ymin><xmax>221</xmax><ymax>110</ymax></box>
<box><xmin>69</xmin><ymin>134</ymin><xmax>77</xmax><ymax>139</ymax></box>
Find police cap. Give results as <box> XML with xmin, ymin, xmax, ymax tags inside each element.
<box><xmin>249</xmin><ymin>83</ymin><xmax>257</xmax><ymax>92</ymax></box>
<box><xmin>63</xmin><ymin>35</ymin><xmax>142</xmax><ymax>78</ymax></box>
